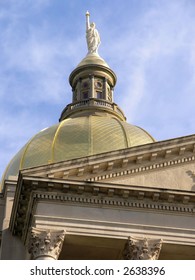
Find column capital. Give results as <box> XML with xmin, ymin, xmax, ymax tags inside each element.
<box><xmin>123</xmin><ymin>236</ymin><xmax>162</xmax><ymax>260</ymax></box>
<box><xmin>28</xmin><ymin>227</ymin><xmax>65</xmax><ymax>260</ymax></box>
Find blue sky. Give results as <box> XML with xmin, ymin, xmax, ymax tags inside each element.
<box><xmin>0</xmin><ymin>0</ymin><xmax>195</xmax><ymax>178</ymax></box>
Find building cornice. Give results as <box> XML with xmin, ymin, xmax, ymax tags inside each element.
<box><xmin>89</xmin><ymin>154</ymin><xmax>195</xmax><ymax>182</ymax></box>
<box><xmin>9</xmin><ymin>175</ymin><xmax>195</xmax><ymax>244</ymax></box>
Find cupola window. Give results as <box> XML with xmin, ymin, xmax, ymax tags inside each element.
<box><xmin>82</xmin><ymin>81</ymin><xmax>89</xmax><ymax>89</ymax></box>
<box><xmin>82</xmin><ymin>92</ymin><xmax>88</xmax><ymax>99</ymax></box>
<box><xmin>96</xmin><ymin>91</ymin><xmax>102</xmax><ymax>99</ymax></box>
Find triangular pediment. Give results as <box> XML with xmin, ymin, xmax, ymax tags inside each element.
<box><xmin>20</xmin><ymin>134</ymin><xmax>195</xmax><ymax>192</ymax></box>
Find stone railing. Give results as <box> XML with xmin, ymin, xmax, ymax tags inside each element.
<box><xmin>59</xmin><ymin>98</ymin><xmax>126</xmax><ymax>121</ymax></box>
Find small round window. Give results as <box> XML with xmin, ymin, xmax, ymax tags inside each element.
<box><xmin>96</xmin><ymin>81</ymin><xmax>102</xmax><ymax>88</ymax></box>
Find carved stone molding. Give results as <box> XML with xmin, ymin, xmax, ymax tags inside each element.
<box><xmin>28</xmin><ymin>227</ymin><xmax>65</xmax><ymax>260</ymax></box>
<box><xmin>32</xmin><ymin>192</ymin><xmax>195</xmax><ymax>213</ymax></box>
<box><xmin>89</xmin><ymin>155</ymin><xmax>195</xmax><ymax>182</ymax></box>
<box><xmin>123</xmin><ymin>236</ymin><xmax>162</xmax><ymax>260</ymax></box>
<box><xmin>10</xmin><ymin>175</ymin><xmax>195</xmax><ymax>238</ymax></box>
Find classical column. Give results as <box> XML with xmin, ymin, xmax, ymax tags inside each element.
<box><xmin>123</xmin><ymin>236</ymin><xmax>162</xmax><ymax>260</ymax></box>
<box><xmin>90</xmin><ymin>75</ymin><xmax>95</xmax><ymax>98</ymax></box>
<box><xmin>103</xmin><ymin>77</ymin><xmax>107</xmax><ymax>100</ymax></box>
<box><xmin>28</xmin><ymin>227</ymin><xmax>65</xmax><ymax>260</ymax></box>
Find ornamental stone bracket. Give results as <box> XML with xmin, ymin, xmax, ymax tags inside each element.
<box><xmin>27</xmin><ymin>227</ymin><xmax>65</xmax><ymax>260</ymax></box>
<box><xmin>123</xmin><ymin>236</ymin><xmax>163</xmax><ymax>260</ymax></box>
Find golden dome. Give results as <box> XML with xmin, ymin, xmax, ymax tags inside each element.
<box><xmin>3</xmin><ymin>115</ymin><xmax>155</xmax><ymax>181</ymax></box>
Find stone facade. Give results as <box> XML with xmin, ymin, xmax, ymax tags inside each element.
<box><xmin>1</xmin><ymin>141</ymin><xmax>194</xmax><ymax>259</ymax></box>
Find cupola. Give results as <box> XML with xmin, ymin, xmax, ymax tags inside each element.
<box><xmin>60</xmin><ymin>12</ymin><xmax>125</xmax><ymax>122</ymax></box>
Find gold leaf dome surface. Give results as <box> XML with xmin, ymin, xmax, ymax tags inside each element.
<box><xmin>3</xmin><ymin>115</ymin><xmax>155</xmax><ymax>180</ymax></box>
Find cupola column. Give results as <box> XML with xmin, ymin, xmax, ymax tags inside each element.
<box><xmin>90</xmin><ymin>75</ymin><xmax>95</xmax><ymax>98</ymax></box>
<box><xmin>78</xmin><ymin>78</ymin><xmax>82</xmax><ymax>101</ymax></box>
<box><xmin>103</xmin><ymin>77</ymin><xmax>108</xmax><ymax>100</ymax></box>
<box><xmin>27</xmin><ymin>227</ymin><xmax>65</xmax><ymax>260</ymax></box>
<box><xmin>123</xmin><ymin>236</ymin><xmax>162</xmax><ymax>260</ymax></box>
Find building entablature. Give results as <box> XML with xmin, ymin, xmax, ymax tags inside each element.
<box><xmin>9</xmin><ymin>174</ymin><xmax>195</xmax><ymax>245</ymax></box>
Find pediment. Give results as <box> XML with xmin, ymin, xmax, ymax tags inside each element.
<box><xmin>20</xmin><ymin>134</ymin><xmax>195</xmax><ymax>192</ymax></box>
<box><xmin>103</xmin><ymin>161</ymin><xmax>195</xmax><ymax>192</ymax></box>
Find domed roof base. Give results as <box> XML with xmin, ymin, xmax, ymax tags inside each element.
<box><xmin>77</xmin><ymin>53</ymin><xmax>109</xmax><ymax>68</ymax></box>
<box><xmin>2</xmin><ymin>115</ymin><xmax>155</xmax><ymax>181</ymax></box>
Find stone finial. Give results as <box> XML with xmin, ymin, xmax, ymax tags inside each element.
<box><xmin>123</xmin><ymin>236</ymin><xmax>162</xmax><ymax>260</ymax></box>
<box><xmin>86</xmin><ymin>11</ymin><xmax>101</xmax><ymax>54</ymax></box>
<box><xmin>28</xmin><ymin>227</ymin><xmax>65</xmax><ymax>260</ymax></box>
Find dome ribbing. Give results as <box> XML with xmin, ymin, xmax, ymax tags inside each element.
<box><xmin>3</xmin><ymin>115</ymin><xmax>154</xmax><ymax>181</ymax></box>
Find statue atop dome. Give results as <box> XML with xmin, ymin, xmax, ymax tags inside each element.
<box><xmin>86</xmin><ymin>11</ymin><xmax>101</xmax><ymax>54</ymax></box>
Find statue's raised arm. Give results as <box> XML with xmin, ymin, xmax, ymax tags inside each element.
<box><xmin>86</xmin><ymin>11</ymin><xmax>101</xmax><ymax>54</ymax></box>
